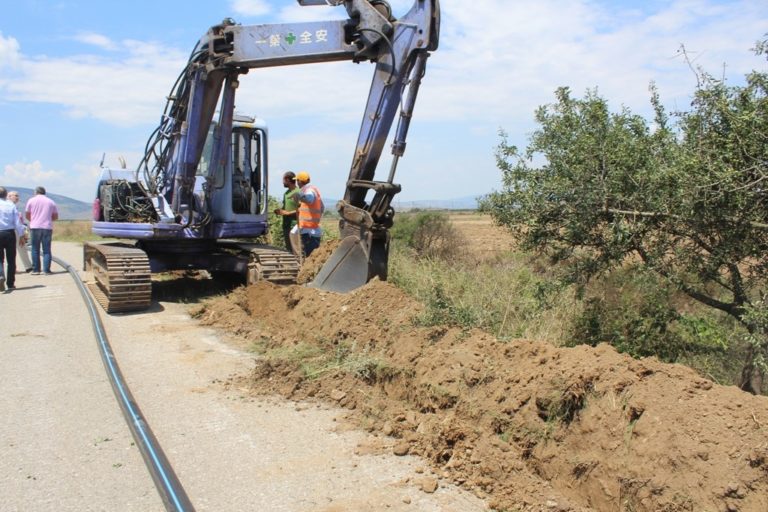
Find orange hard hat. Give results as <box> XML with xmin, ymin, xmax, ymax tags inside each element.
<box><xmin>296</xmin><ymin>171</ymin><xmax>311</xmax><ymax>182</ymax></box>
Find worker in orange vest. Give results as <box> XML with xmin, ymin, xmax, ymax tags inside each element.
<box><xmin>295</xmin><ymin>171</ymin><xmax>324</xmax><ymax>258</ymax></box>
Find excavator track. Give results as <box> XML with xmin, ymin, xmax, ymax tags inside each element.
<box><xmin>226</xmin><ymin>243</ymin><xmax>300</xmax><ymax>285</ymax></box>
<box><xmin>83</xmin><ymin>242</ymin><xmax>152</xmax><ymax>313</ymax></box>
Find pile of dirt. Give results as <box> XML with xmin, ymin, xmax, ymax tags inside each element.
<box><xmin>295</xmin><ymin>239</ymin><xmax>340</xmax><ymax>285</ymax></box>
<box><xmin>193</xmin><ymin>276</ymin><xmax>768</xmax><ymax>511</ymax></box>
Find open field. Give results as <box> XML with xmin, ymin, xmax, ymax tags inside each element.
<box><xmin>448</xmin><ymin>211</ymin><xmax>516</xmax><ymax>257</ymax></box>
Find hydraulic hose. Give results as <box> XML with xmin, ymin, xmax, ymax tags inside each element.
<box><xmin>55</xmin><ymin>255</ymin><xmax>196</xmax><ymax>512</ymax></box>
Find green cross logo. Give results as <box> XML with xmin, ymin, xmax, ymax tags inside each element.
<box><xmin>285</xmin><ymin>32</ymin><xmax>296</xmax><ymax>45</ymax></box>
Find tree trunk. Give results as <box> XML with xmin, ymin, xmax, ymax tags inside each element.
<box><xmin>739</xmin><ymin>345</ymin><xmax>765</xmax><ymax>394</ymax></box>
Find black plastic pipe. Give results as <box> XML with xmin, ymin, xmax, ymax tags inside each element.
<box><xmin>56</xmin><ymin>255</ymin><xmax>196</xmax><ymax>512</ymax></box>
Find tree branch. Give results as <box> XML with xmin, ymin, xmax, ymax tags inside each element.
<box><xmin>607</xmin><ymin>208</ymin><xmax>768</xmax><ymax>230</ymax></box>
<box><xmin>635</xmin><ymin>246</ymin><xmax>742</xmax><ymax>319</ymax></box>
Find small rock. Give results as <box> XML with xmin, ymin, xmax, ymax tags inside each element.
<box><xmin>330</xmin><ymin>389</ymin><xmax>346</xmax><ymax>402</ymax></box>
<box><xmin>393</xmin><ymin>441</ymin><xmax>410</xmax><ymax>456</ymax></box>
<box><xmin>404</xmin><ymin>432</ymin><xmax>420</xmax><ymax>443</ymax></box>
<box><xmin>725</xmin><ymin>483</ymin><xmax>745</xmax><ymax>499</ymax></box>
<box><xmin>402</xmin><ymin>497</ymin><xmax>411</xmax><ymax>504</ymax></box>
<box><xmin>546</xmin><ymin>500</ymin><xmax>558</xmax><ymax>508</ymax></box>
<box><xmin>420</xmin><ymin>477</ymin><xmax>439</xmax><ymax>493</ymax></box>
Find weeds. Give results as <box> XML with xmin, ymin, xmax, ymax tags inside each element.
<box><xmin>390</xmin><ymin>245</ymin><xmax>578</xmax><ymax>342</ymax></box>
<box><xmin>263</xmin><ymin>339</ymin><xmax>395</xmax><ymax>384</ymax></box>
<box><xmin>536</xmin><ymin>378</ymin><xmax>594</xmax><ymax>425</ymax></box>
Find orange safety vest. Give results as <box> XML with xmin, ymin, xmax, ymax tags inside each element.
<box><xmin>298</xmin><ymin>185</ymin><xmax>323</xmax><ymax>230</ymax></box>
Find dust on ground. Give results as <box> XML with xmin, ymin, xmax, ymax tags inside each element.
<box><xmin>192</xmin><ymin>230</ymin><xmax>768</xmax><ymax>512</ymax></box>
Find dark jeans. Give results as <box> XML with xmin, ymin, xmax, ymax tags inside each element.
<box><xmin>30</xmin><ymin>228</ymin><xmax>53</xmax><ymax>273</ymax></box>
<box><xmin>0</xmin><ymin>229</ymin><xmax>17</xmax><ymax>286</ymax></box>
<box><xmin>301</xmin><ymin>234</ymin><xmax>321</xmax><ymax>258</ymax></box>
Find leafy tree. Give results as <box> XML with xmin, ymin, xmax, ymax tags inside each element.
<box><xmin>480</xmin><ymin>38</ymin><xmax>768</xmax><ymax>393</ymax></box>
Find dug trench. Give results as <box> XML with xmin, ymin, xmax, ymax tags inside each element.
<box><xmin>191</xmin><ymin>243</ymin><xmax>768</xmax><ymax>512</ymax></box>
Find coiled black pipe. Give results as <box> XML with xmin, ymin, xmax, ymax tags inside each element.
<box><xmin>56</xmin><ymin>255</ymin><xmax>196</xmax><ymax>512</ymax></box>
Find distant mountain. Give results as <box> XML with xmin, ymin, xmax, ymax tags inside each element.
<box><xmin>392</xmin><ymin>195</ymin><xmax>481</xmax><ymax>210</ymax></box>
<box><xmin>3</xmin><ymin>186</ymin><xmax>92</xmax><ymax>220</ymax></box>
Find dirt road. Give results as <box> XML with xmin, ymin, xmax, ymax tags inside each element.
<box><xmin>0</xmin><ymin>241</ymin><xmax>488</xmax><ymax>512</ymax></box>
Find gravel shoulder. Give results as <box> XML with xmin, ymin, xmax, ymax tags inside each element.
<box><xmin>0</xmin><ymin>241</ymin><xmax>488</xmax><ymax>512</ymax></box>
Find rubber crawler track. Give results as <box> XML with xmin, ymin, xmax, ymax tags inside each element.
<box><xmin>55</xmin><ymin>254</ymin><xmax>196</xmax><ymax>512</ymax></box>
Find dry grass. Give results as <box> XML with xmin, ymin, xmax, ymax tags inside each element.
<box><xmin>54</xmin><ymin>220</ymin><xmax>101</xmax><ymax>242</ymax></box>
<box><xmin>390</xmin><ymin>245</ymin><xmax>580</xmax><ymax>343</ymax></box>
<box><xmin>388</xmin><ymin>211</ymin><xmax>580</xmax><ymax>343</ymax></box>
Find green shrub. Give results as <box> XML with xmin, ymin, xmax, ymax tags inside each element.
<box><xmin>566</xmin><ymin>267</ymin><xmax>739</xmax><ymax>366</ymax></box>
<box><xmin>391</xmin><ymin>211</ymin><xmax>465</xmax><ymax>260</ymax></box>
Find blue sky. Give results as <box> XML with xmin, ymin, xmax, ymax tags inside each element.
<box><xmin>1</xmin><ymin>0</ymin><xmax>766</xmax><ymax>205</ymax></box>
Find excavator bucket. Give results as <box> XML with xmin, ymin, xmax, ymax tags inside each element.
<box><xmin>309</xmin><ymin>235</ymin><xmax>371</xmax><ymax>293</ymax></box>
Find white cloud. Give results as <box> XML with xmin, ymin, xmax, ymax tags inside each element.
<box><xmin>0</xmin><ymin>38</ymin><xmax>187</xmax><ymax>126</ymax></box>
<box><xmin>268</xmin><ymin>128</ymin><xmax>354</xmax><ymax>196</ymax></box>
<box><xmin>275</xmin><ymin>3</ymin><xmax>347</xmax><ymax>23</ymax></box>
<box><xmin>0</xmin><ymin>31</ymin><xmax>21</xmax><ymax>69</ymax></box>
<box><xmin>2</xmin><ymin>161</ymin><xmax>63</xmax><ymax>187</ymax></box>
<box><xmin>72</xmin><ymin>32</ymin><xmax>118</xmax><ymax>51</ymax></box>
<box><xmin>412</xmin><ymin>0</ymin><xmax>766</xmax><ymax>128</ymax></box>
<box><xmin>230</xmin><ymin>0</ymin><xmax>272</xmax><ymax>17</ymax></box>
<box><xmin>1</xmin><ymin>157</ymin><xmax>121</xmax><ymax>202</ymax></box>
<box><xmin>233</xmin><ymin>61</ymin><xmax>371</xmax><ymax>122</ymax></box>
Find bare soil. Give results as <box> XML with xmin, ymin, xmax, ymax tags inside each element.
<box><xmin>192</xmin><ymin>225</ymin><xmax>768</xmax><ymax>512</ymax></box>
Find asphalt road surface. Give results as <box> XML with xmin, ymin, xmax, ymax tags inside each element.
<box><xmin>0</xmin><ymin>241</ymin><xmax>488</xmax><ymax>512</ymax></box>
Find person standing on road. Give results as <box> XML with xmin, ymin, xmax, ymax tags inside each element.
<box><xmin>295</xmin><ymin>171</ymin><xmax>324</xmax><ymax>258</ymax></box>
<box><xmin>25</xmin><ymin>186</ymin><xmax>59</xmax><ymax>275</ymax></box>
<box><xmin>0</xmin><ymin>186</ymin><xmax>25</xmax><ymax>292</ymax></box>
<box><xmin>273</xmin><ymin>171</ymin><xmax>301</xmax><ymax>256</ymax></box>
<box><xmin>8</xmin><ymin>190</ymin><xmax>33</xmax><ymax>273</ymax></box>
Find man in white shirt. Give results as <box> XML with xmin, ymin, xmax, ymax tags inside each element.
<box><xmin>0</xmin><ymin>186</ymin><xmax>26</xmax><ymax>291</ymax></box>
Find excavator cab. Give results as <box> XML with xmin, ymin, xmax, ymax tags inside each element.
<box><xmin>197</xmin><ymin>114</ymin><xmax>268</xmax><ymax>222</ymax></box>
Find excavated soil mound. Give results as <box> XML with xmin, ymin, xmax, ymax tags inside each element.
<box><xmin>194</xmin><ymin>278</ymin><xmax>768</xmax><ymax>512</ymax></box>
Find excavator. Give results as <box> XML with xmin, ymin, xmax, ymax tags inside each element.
<box><xmin>83</xmin><ymin>0</ymin><xmax>440</xmax><ymax>312</ymax></box>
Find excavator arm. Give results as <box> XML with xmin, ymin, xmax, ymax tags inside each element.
<box><xmin>137</xmin><ymin>0</ymin><xmax>440</xmax><ymax>291</ymax></box>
